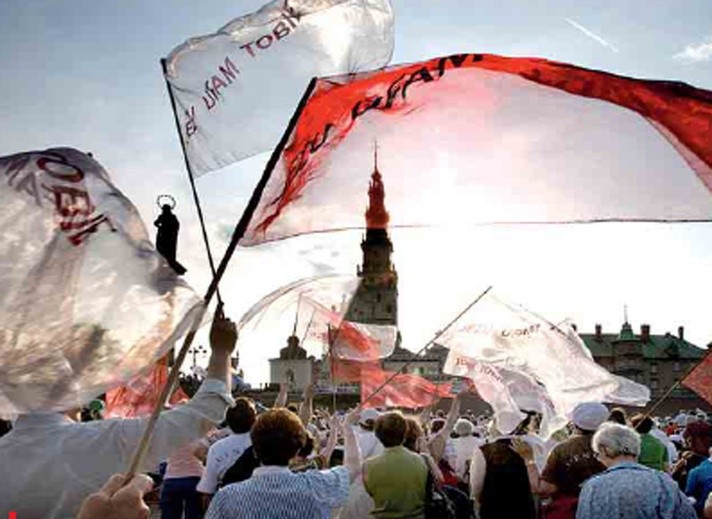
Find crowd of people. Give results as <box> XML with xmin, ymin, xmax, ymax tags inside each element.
<box><xmin>1</xmin><ymin>310</ymin><xmax>712</xmax><ymax>519</ymax></box>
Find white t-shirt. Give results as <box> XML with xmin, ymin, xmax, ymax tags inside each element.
<box><xmin>197</xmin><ymin>432</ymin><xmax>252</xmax><ymax>494</ymax></box>
<box><xmin>355</xmin><ymin>428</ymin><xmax>383</xmax><ymax>460</ymax></box>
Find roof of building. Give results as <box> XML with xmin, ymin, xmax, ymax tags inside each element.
<box><xmin>581</xmin><ymin>323</ymin><xmax>706</xmax><ymax>360</ymax></box>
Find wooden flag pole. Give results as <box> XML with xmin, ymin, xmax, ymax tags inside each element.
<box><xmin>160</xmin><ymin>58</ymin><xmax>223</xmax><ymax>305</ymax></box>
<box><xmin>359</xmin><ymin>285</ymin><xmax>492</xmax><ymax>409</ymax></box>
<box><xmin>125</xmin><ymin>76</ymin><xmax>318</xmax><ymax>477</ymax></box>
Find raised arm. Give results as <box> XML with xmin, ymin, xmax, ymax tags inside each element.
<box><xmin>428</xmin><ymin>390</ymin><xmax>466</xmax><ymax>461</ymax></box>
<box><xmin>321</xmin><ymin>416</ymin><xmax>340</xmax><ymax>465</ymax></box>
<box><xmin>342</xmin><ymin>410</ymin><xmax>363</xmax><ymax>483</ymax></box>
<box><xmin>274</xmin><ymin>382</ymin><xmax>288</xmax><ymax>408</ymax></box>
<box><xmin>299</xmin><ymin>383</ymin><xmax>316</xmax><ymax>426</ymax></box>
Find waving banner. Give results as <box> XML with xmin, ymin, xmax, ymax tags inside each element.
<box><xmin>164</xmin><ymin>0</ymin><xmax>395</xmax><ymax>175</ymax></box>
<box><xmin>0</xmin><ymin>148</ymin><xmax>202</xmax><ymax>414</ymax></box>
<box><xmin>438</xmin><ymin>292</ymin><xmax>649</xmax><ymax>429</ymax></box>
<box><xmin>242</xmin><ymin>53</ymin><xmax>712</xmax><ymax>245</ymax></box>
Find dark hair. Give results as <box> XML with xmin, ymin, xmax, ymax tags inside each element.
<box><xmin>375</xmin><ymin>411</ymin><xmax>407</xmax><ymax>448</ymax></box>
<box><xmin>226</xmin><ymin>398</ymin><xmax>257</xmax><ymax>434</ymax></box>
<box><xmin>251</xmin><ymin>409</ymin><xmax>307</xmax><ymax>466</ymax></box>
<box><xmin>630</xmin><ymin>414</ymin><xmax>654</xmax><ymax>434</ymax></box>
<box><xmin>430</xmin><ymin>418</ymin><xmax>445</xmax><ymax>434</ymax></box>
<box><xmin>403</xmin><ymin>417</ymin><xmax>423</xmax><ymax>452</ymax></box>
<box><xmin>287</xmin><ymin>403</ymin><xmax>299</xmax><ymax>414</ymax></box>
<box><xmin>298</xmin><ymin>432</ymin><xmax>315</xmax><ymax>458</ymax></box>
<box><xmin>608</xmin><ymin>407</ymin><xmax>628</xmax><ymax>425</ymax></box>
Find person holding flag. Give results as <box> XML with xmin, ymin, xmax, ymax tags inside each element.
<box><xmin>0</xmin><ymin>308</ymin><xmax>237</xmax><ymax>519</ymax></box>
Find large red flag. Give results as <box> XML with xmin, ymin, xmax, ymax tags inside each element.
<box><xmin>682</xmin><ymin>351</ymin><xmax>712</xmax><ymax>406</ymax></box>
<box><xmin>360</xmin><ymin>364</ymin><xmax>452</xmax><ymax>409</ymax></box>
<box><xmin>243</xmin><ymin>53</ymin><xmax>712</xmax><ymax>246</ymax></box>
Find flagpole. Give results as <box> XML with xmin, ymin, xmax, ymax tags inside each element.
<box><xmin>359</xmin><ymin>285</ymin><xmax>493</xmax><ymax>409</ymax></box>
<box><xmin>160</xmin><ymin>58</ymin><xmax>223</xmax><ymax>306</ymax></box>
<box><xmin>126</xmin><ymin>76</ymin><xmax>319</xmax><ymax>478</ymax></box>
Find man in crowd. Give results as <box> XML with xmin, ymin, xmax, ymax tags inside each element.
<box><xmin>631</xmin><ymin>413</ymin><xmax>670</xmax><ymax>472</ymax></box>
<box><xmin>197</xmin><ymin>397</ymin><xmax>256</xmax><ymax>500</ymax></box>
<box><xmin>0</xmin><ymin>309</ymin><xmax>236</xmax><ymax>518</ymax></box>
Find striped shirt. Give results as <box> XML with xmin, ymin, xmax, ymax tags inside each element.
<box><xmin>206</xmin><ymin>465</ymin><xmax>350</xmax><ymax>519</ymax></box>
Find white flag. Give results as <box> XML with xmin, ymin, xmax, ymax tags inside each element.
<box><xmin>164</xmin><ymin>0</ymin><xmax>395</xmax><ymax>175</ymax></box>
<box><xmin>0</xmin><ymin>148</ymin><xmax>202</xmax><ymax>414</ymax></box>
<box><xmin>439</xmin><ymin>292</ymin><xmax>650</xmax><ymax>425</ymax></box>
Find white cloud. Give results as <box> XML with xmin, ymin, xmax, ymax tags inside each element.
<box><xmin>565</xmin><ymin>18</ymin><xmax>620</xmax><ymax>53</ymax></box>
<box><xmin>674</xmin><ymin>36</ymin><xmax>712</xmax><ymax>63</ymax></box>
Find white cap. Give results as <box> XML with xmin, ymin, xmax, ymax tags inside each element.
<box><xmin>359</xmin><ymin>408</ymin><xmax>380</xmax><ymax>426</ymax></box>
<box><xmin>572</xmin><ymin>402</ymin><xmax>609</xmax><ymax>432</ymax></box>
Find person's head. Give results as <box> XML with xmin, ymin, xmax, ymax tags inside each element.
<box><xmin>430</xmin><ymin>418</ymin><xmax>445</xmax><ymax>435</ymax></box>
<box><xmin>592</xmin><ymin>423</ymin><xmax>641</xmax><ymax>468</ymax></box>
<box><xmin>607</xmin><ymin>407</ymin><xmax>628</xmax><ymax>425</ymax></box>
<box><xmin>226</xmin><ymin>397</ymin><xmax>257</xmax><ymax>434</ymax></box>
<box><xmin>436</xmin><ymin>410</ymin><xmax>445</xmax><ymax>419</ymax></box>
<box><xmin>572</xmin><ymin>402</ymin><xmax>609</xmax><ymax>434</ymax></box>
<box><xmin>630</xmin><ymin>414</ymin><xmax>654</xmax><ymax>434</ymax></box>
<box><xmin>287</xmin><ymin>403</ymin><xmax>299</xmax><ymax>415</ymax></box>
<box><xmin>684</xmin><ymin>421</ymin><xmax>712</xmax><ymax>455</ymax></box>
<box><xmin>454</xmin><ymin>418</ymin><xmax>475</xmax><ymax>438</ymax></box>
<box><xmin>359</xmin><ymin>409</ymin><xmax>380</xmax><ymax>431</ymax></box>
<box><xmin>374</xmin><ymin>411</ymin><xmax>407</xmax><ymax>448</ymax></box>
<box><xmin>403</xmin><ymin>416</ymin><xmax>424</xmax><ymax>452</ymax></box>
<box><xmin>251</xmin><ymin>409</ymin><xmax>307</xmax><ymax>466</ymax></box>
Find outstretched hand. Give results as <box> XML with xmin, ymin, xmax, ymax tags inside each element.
<box><xmin>209</xmin><ymin>303</ymin><xmax>237</xmax><ymax>355</ymax></box>
<box><xmin>77</xmin><ymin>474</ymin><xmax>153</xmax><ymax>519</ymax></box>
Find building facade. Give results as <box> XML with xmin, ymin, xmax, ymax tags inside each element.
<box><xmin>269</xmin><ymin>335</ymin><xmax>314</xmax><ymax>391</ymax></box>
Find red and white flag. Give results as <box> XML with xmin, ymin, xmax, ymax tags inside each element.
<box><xmin>0</xmin><ymin>148</ymin><xmax>202</xmax><ymax>414</ymax></box>
<box><xmin>164</xmin><ymin>0</ymin><xmax>394</xmax><ymax>175</ymax></box>
<box><xmin>242</xmin><ymin>53</ymin><xmax>712</xmax><ymax>245</ymax></box>
<box><xmin>682</xmin><ymin>350</ymin><xmax>712</xmax><ymax>406</ymax></box>
<box><xmin>360</xmin><ymin>364</ymin><xmax>452</xmax><ymax>409</ymax></box>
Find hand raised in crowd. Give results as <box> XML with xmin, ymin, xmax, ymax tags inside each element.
<box><xmin>511</xmin><ymin>437</ymin><xmax>535</xmax><ymax>464</ymax></box>
<box><xmin>77</xmin><ymin>473</ymin><xmax>153</xmax><ymax>519</ymax></box>
<box><xmin>209</xmin><ymin>303</ymin><xmax>238</xmax><ymax>355</ymax></box>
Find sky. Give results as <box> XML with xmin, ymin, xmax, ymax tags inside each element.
<box><xmin>1</xmin><ymin>0</ymin><xmax>711</xmax><ymax>384</ymax></box>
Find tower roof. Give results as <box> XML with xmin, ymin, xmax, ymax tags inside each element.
<box><xmin>365</xmin><ymin>141</ymin><xmax>390</xmax><ymax>229</ymax></box>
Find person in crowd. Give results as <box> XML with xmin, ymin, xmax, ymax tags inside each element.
<box><xmin>0</xmin><ymin>309</ymin><xmax>236</xmax><ymax>519</ymax></box>
<box><xmin>205</xmin><ymin>408</ymin><xmax>361</xmax><ymax>518</ymax></box>
<box><xmin>514</xmin><ymin>402</ymin><xmax>608</xmax><ymax>519</ymax></box>
<box><xmin>685</xmin><ymin>445</ymin><xmax>712</xmax><ymax>516</ymax></box>
<box><xmin>338</xmin><ymin>408</ymin><xmax>383</xmax><ymax>518</ymax></box>
<box><xmin>290</xmin><ymin>416</ymin><xmax>339</xmax><ymax>473</ymax></box>
<box><xmin>607</xmin><ymin>407</ymin><xmax>629</xmax><ymax>426</ymax></box>
<box><xmin>161</xmin><ymin>437</ymin><xmax>208</xmax><ymax>519</ymax></box>
<box><xmin>652</xmin><ymin>419</ymin><xmax>680</xmax><ymax>465</ymax></box>
<box><xmin>363</xmin><ymin>411</ymin><xmax>429</xmax><ymax>518</ymax></box>
<box><xmin>448</xmin><ymin>418</ymin><xmax>482</xmax><ymax>483</ymax></box>
<box><xmin>674</xmin><ymin>422</ymin><xmax>712</xmax><ymax>490</ymax></box>
<box><xmin>631</xmin><ymin>413</ymin><xmax>670</xmax><ymax>471</ymax></box>
<box><xmin>197</xmin><ymin>397</ymin><xmax>257</xmax><ymax>500</ymax></box>
<box><xmin>576</xmin><ymin>423</ymin><xmax>696</xmax><ymax>519</ymax></box>
<box><xmin>470</xmin><ymin>412</ymin><xmax>537</xmax><ymax>519</ymax></box>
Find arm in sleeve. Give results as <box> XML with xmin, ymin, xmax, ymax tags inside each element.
<box><xmin>114</xmin><ymin>379</ymin><xmax>233</xmax><ymax>471</ymax></box>
<box><xmin>575</xmin><ymin>482</ymin><xmax>595</xmax><ymax>519</ymax></box>
<box><xmin>196</xmin><ymin>442</ymin><xmax>223</xmax><ymax>495</ymax></box>
<box><xmin>469</xmin><ymin>447</ymin><xmax>486</xmax><ymax>502</ymax></box>
<box><xmin>685</xmin><ymin>467</ymin><xmax>699</xmax><ymax>498</ymax></box>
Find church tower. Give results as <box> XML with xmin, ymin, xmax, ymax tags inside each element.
<box><xmin>344</xmin><ymin>144</ymin><xmax>398</xmax><ymax>326</ymax></box>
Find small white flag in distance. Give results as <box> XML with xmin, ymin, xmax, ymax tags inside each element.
<box><xmin>164</xmin><ymin>0</ymin><xmax>395</xmax><ymax>176</ymax></box>
<box><xmin>0</xmin><ymin>148</ymin><xmax>202</xmax><ymax>414</ymax></box>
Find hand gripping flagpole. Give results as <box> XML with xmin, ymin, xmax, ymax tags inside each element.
<box><xmin>126</xmin><ymin>76</ymin><xmax>319</xmax><ymax>478</ymax></box>
<box><xmin>160</xmin><ymin>58</ymin><xmax>223</xmax><ymax>306</ymax></box>
<box><xmin>359</xmin><ymin>285</ymin><xmax>493</xmax><ymax>409</ymax></box>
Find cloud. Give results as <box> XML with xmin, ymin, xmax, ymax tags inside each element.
<box><xmin>674</xmin><ymin>36</ymin><xmax>712</xmax><ymax>63</ymax></box>
<box><xmin>565</xmin><ymin>18</ymin><xmax>620</xmax><ymax>53</ymax></box>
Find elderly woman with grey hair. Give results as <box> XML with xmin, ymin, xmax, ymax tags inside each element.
<box><xmin>576</xmin><ymin>423</ymin><xmax>696</xmax><ymax>519</ymax></box>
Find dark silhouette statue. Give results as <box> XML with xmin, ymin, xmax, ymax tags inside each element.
<box><xmin>154</xmin><ymin>204</ymin><xmax>187</xmax><ymax>275</ymax></box>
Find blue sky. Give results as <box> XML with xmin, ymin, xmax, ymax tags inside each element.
<box><xmin>1</xmin><ymin>0</ymin><xmax>711</xmax><ymax>383</ymax></box>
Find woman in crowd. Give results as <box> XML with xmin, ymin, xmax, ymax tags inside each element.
<box><xmin>206</xmin><ymin>408</ymin><xmax>361</xmax><ymax>518</ymax></box>
<box><xmin>576</xmin><ymin>423</ymin><xmax>695</xmax><ymax>519</ymax></box>
<box><xmin>363</xmin><ymin>411</ymin><xmax>429</xmax><ymax>518</ymax></box>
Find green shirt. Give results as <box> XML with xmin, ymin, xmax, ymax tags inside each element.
<box><xmin>638</xmin><ymin>433</ymin><xmax>668</xmax><ymax>471</ymax></box>
<box><xmin>364</xmin><ymin>446</ymin><xmax>428</xmax><ymax>518</ymax></box>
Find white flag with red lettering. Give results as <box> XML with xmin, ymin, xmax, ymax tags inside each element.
<box><xmin>0</xmin><ymin>148</ymin><xmax>202</xmax><ymax>414</ymax></box>
<box><xmin>164</xmin><ymin>0</ymin><xmax>395</xmax><ymax>175</ymax></box>
<box><xmin>240</xmin><ymin>54</ymin><xmax>712</xmax><ymax>246</ymax></box>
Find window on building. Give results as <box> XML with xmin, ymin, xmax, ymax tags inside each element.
<box><xmin>650</xmin><ymin>364</ymin><xmax>658</xmax><ymax>374</ymax></box>
<box><xmin>674</xmin><ymin>362</ymin><xmax>681</xmax><ymax>372</ymax></box>
<box><xmin>376</xmin><ymin>293</ymin><xmax>382</xmax><ymax>303</ymax></box>
<box><xmin>386</xmin><ymin>304</ymin><xmax>393</xmax><ymax>314</ymax></box>
<box><xmin>651</xmin><ymin>380</ymin><xmax>659</xmax><ymax>389</ymax></box>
